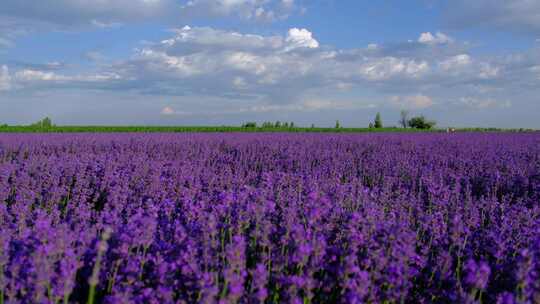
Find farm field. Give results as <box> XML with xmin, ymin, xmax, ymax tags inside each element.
<box><xmin>0</xmin><ymin>133</ymin><xmax>539</xmax><ymax>303</ymax></box>
<box><xmin>0</xmin><ymin>124</ymin><xmax>533</xmax><ymax>134</ymax></box>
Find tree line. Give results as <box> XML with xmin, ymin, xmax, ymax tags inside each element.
<box><xmin>1</xmin><ymin>112</ymin><xmax>437</xmax><ymax>130</ymax></box>
<box><xmin>243</xmin><ymin>111</ymin><xmax>437</xmax><ymax>130</ymax></box>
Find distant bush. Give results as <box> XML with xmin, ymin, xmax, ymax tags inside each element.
<box><xmin>30</xmin><ymin>117</ymin><xmax>55</xmax><ymax>129</ymax></box>
<box><xmin>408</xmin><ymin>116</ymin><xmax>436</xmax><ymax>129</ymax></box>
<box><xmin>374</xmin><ymin>113</ymin><xmax>383</xmax><ymax>128</ymax></box>
<box><xmin>242</xmin><ymin>122</ymin><xmax>257</xmax><ymax>128</ymax></box>
<box><xmin>258</xmin><ymin>121</ymin><xmax>297</xmax><ymax>129</ymax></box>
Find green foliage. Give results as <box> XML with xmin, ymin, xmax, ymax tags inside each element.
<box><xmin>0</xmin><ymin>125</ymin><xmax>443</xmax><ymax>133</ymax></box>
<box><xmin>374</xmin><ymin>113</ymin><xmax>383</xmax><ymax>128</ymax></box>
<box><xmin>261</xmin><ymin>121</ymin><xmax>273</xmax><ymax>128</ymax></box>
<box><xmin>335</xmin><ymin>120</ymin><xmax>341</xmax><ymax>129</ymax></box>
<box><xmin>241</xmin><ymin>122</ymin><xmax>257</xmax><ymax>128</ymax></box>
<box><xmin>0</xmin><ymin>120</ymin><xmax>533</xmax><ymax>134</ymax></box>
<box><xmin>408</xmin><ymin>115</ymin><xmax>436</xmax><ymax>129</ymax></box>
<box><xmin>30</xmin><ymin>117</ymin><xmax>55</xmax><ymax>129</ymax></box>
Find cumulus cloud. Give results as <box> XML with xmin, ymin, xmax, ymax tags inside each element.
<box><xmin>359</xmin><ymin>57</ymin><xmax>429</xmax><ymax>81</ymax></box>
<box><xmin>5</xmin><ymin>27</ymin><xmax>540</xmax><ymax>115</ymax></box>
<box><xmin>160</xmin><ymin>26</ymin><xmax>284</xmax><ymax>54</ymax></box>
<box><xmin>439</xmin><ymin>54</ymin><xmax>471</xmax><ymax>71</ymax></box>
<box><xmin>444</xmin><ymin>0</ymin><xmax>540</xmax><ymax>34</ymax></box>
<box><xmin>115</xmin><ymin>26</ymin><xmax>454</xmax><ymax>103</ymax></box>
<box><xmin>0</xmin><ymin>0</ymin><xmax>303</xmax><ymax>46</ymax></box>
<box><xmin>285</xmin><ymin>28</ymin><xmax>319</xmax><ymax>51</ymax></box>
<box><xmin>418</xmin><ymin>32</ymin><xmax>454</xmax><ymax>45</ymax></box>
<box><xmin>390</xmin><ymin>95</ymin><xmax>434</xmax><ymax>109</ymax></box>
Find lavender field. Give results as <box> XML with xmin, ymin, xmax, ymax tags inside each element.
<box><xmin>0</xmin><ymin>133</ymin><xmax>539</xmax><ymax>303</ymax></box>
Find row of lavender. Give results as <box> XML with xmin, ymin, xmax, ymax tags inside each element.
<box><xmin>0</xmin><ymin>133</ymin><xmax>539</xmax><ymax>303</ymax></box>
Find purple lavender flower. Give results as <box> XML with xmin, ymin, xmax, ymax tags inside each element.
<box><xmin>0</xmin><ymin>132</ymin><xmax>537</xmax><ymax>303</ymax></box>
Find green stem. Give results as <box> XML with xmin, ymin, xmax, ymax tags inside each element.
<box><xmin>139</xmin><ymin>245</ymin><xmax>149</xmax><ymax>281</ymax></box>
<box><xmin>87</xmin><ymin>229</ymin><xmax>111</xmax><ymax>304</ymax></box>
<box><xmin>107</xmin><ymin>259</ymin><xmax>121</xmax><ymax>293</ymax></box>
<box><xmin>219</xmin><ymin>280</ymin><xmax>228</xmax><ymax>300</ymax></box>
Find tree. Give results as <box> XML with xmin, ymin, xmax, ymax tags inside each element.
<box><xmin>311</xmin><ymin>124</ymin><xmax>315</xmax><ymax>128</ymax></box>
<box><xmin>399</xmin><ymin>110</ymin><xmax>409</xmax><ymax>128</ymax></box>
<box><xmin>374</xmin><ymin>112</ymin><xmax>383</xmax><ymax>128</ymax></box>
<box><xmin>242</xmin><ymin>122</ymin><xmax>257</xmax><ymax>128</ymax></box>
<box><xmin>290</xmin><ymin>122</ymin><xmax>295</xmax><ymax>128</ymax></box>
<box><xmin>335</xmin><ymin>120</ymin><xmax>341</xmax><ymax>129</ymax></box>
<box><xmin>275</xmin><ymin>121</ymin><xmax>281</xmax><ymax>128</ymax></box>
<box><xmin>408</xmin><ymin>115</ymin><xmax>436</xmax><ymax>129</ymax></box>
<box><xmin>31</xmin><ymin>117</ymin><xmax>54</xmax><ymax>128</ymax></box>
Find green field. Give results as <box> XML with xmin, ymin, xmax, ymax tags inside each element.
<box><xmin>0</xmin><ymin>125</ymin><xmax>534</xmax><ymax>133</ymax></box>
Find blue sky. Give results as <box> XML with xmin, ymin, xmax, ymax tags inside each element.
<box><xmin>1</xmin><ymin>0</ymin><xmax>539</xmax><ymax>128</ymax></box>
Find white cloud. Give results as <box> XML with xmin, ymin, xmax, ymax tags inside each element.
<box><xmin>439</xmin><ymin>54</ymin><xmax>472</xmax><ymax>71</ymax></box>
<box><xmin>6</xmin><ymin>27</ymin><xmax>539</xmax><ymax>117</ymax></box>
<box><xmin>458</xmin><ymin>97</ymin><xmax>511</xmax><ymax>109</ymax></box>
<box><xmin>359</xmin><ymin>57</ymin><xmax>429</xmax><ymax>80</ymax></box>
<box><xmin>91</xmin><ymin>19</ymin><xmax>123</xmax><ymax>29</ymax></box>
<box><xmin>181</xmin><ymin>0</ymin><xmax>300</xmax><ymax>21</ymax></box>
<box><xmin>418</xmin><ymin>32</ymin><xmax>454</xmax><ymax>45</ymax></box>
<box><xmin>285</xmin><ymin>28</ymin><xmax>319</xmax><ymax>51</ymax></box>
<box><xmin>0</xmin><ymin>65</ymin><xmax>11</xmax><ymax>91</ymax></box>
<box><xmin>14</xmin><ymin>70</ymin><xmax>121</xmax><ymax>83</ymax></box>
<box><xmin>479</xmin><ymin>63</ymin><xmax>500</xmax><ymax>79</ymax></box>
<box><xmin>367</xmin><ymin>43</ymin><xmax>378</xmax><ymax>50</ymax></box>
<box><xmin>15</xmin><ymin>70</ymin><xmax>68</xmax><ymax>82</ymax></box>
<box><xmin>390</xmin><ymin>95</ymin><xmax>434</xmax><ymax>109</ymax></box>
<box><xmin>121</xmin><ymin>27</ymin><xmax>445</xmax><ymax>104</ymax></box>
<box><xmin>235</xmin><ymin>98</ymin><xmax>376</xmax><ymax>113</ymax></box>
<box><xmin>160</xmin><ymin>26</ymin><xmax>284</xmax><ymax>53</ymax></box>
<box><xmin>0</xmin><ymin>0</ymin><xmax>303</xmax><ymax>44</ymax></box>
